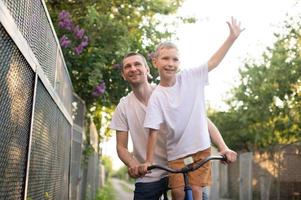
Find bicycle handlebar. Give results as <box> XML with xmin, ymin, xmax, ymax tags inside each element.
<box><xmin>147</xmin><ymin>155</ymin><xmax>227</xmax><ymax>174</ymax></box>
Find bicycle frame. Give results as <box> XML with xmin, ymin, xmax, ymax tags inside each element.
<box><xmin>148</xmin><ymin>155</ymin><xmax>226</xmax><ymax>200</ymax></box>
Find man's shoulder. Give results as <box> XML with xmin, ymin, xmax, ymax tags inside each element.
<box><xmin>117</xmin><ymin>92</ymin><xmax>134</xmax><ymax>105</ymax></box>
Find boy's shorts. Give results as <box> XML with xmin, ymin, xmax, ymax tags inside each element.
<box><xmin>168</xmin><ymin>148</ymin><xmax>211</xmax><ymax>188</ymax></box>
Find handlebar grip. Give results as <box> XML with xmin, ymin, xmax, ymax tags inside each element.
<box><xmin>220</xmin><ymin>154</ymin><xmax>227</xmax><ymax>161</ymax></box>
<box><xmin>147</xmin><ymin>165</ymin><xmax>156</xmax><ymax>170</ymax></box>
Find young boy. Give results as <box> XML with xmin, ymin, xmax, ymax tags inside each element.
<box><xmin>140</xmin><ymin>17</ymin><xmax>243</xmax><ymax>200</ymax></box>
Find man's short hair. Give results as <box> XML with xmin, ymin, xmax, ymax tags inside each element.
<box><xmin>121</xmin><ymin>52</ymin><xmax>149</xmax><ymax>70</ymax></box>
<box><xmin>153</xmin><ymin>42</ymin><xmax>178</xmax><ymax>58</ymax></box>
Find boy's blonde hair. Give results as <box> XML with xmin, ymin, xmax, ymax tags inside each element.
<box><xmin>153</xmin><ymin>42</ymin><xmax>179</xmax><ymax>58</ymax></box>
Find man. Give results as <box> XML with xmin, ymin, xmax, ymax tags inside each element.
<box><xmin>110</xmin><ymin>52</ymin><xmax>234</xmax><ymax>200</ymax></box>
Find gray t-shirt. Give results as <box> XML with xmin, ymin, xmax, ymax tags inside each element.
<box><xmin>110</xmin><ymin>90</ymin><xmax>168</xmax><ymax>183</ymax></box>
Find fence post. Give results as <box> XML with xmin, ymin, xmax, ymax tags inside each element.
<box><xmin>239</xmin><ymin>152</ymin><xmax>253</xmax><ymax>200</ymax></box>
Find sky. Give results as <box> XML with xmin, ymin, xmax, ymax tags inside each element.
<box><xmin>175</xmin><ymin>0</ymin><xmax>300</xmax><ymax>110</ymax></box>
<box><xmin>103</xmin><ymin>0</ymin><xmax>301</xmax><ymax>170</ymax></box>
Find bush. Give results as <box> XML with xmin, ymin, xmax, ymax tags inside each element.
<box><xmin>95</xmin><ymin>181</ymin><xmax>115</xmax><ymax>200</ymax></box>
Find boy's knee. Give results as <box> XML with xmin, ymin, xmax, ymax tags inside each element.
<box><xmin>191</xmin><ymin>186</ymin><xmax>202</xmax><ymax>200</ymax></box>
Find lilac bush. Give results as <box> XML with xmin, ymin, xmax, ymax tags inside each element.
<box><xmin>73</xmin><ymin>25</ymin><xmax>85</xmax><ymax>39</ymax></box>
<box><xmin>92</xmin><ymin>81</ymin><xmax>106</xmax><ymax>97</ymax></box>
<box><xmin>58</xmin><ymin>10</ymin><xmax>73</xmax><ymax>31</ymax></box>
<box><xmin>112</xmin><ymin>63</ymin><xmax>122</xmax><ymax>70</ymax></box>
<box><xmin>58</xmin><ymin>10</ymin><xmax>89</xmax><ymax>55</ymax></box>
<box><xmin>59</xmin><ymin>35</ymin><xmax>71</xmax><ymax>48</ymax></box>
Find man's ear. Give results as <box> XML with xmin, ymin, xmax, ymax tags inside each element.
<box><xmin>121</xmin><ymin>72</ymin><xmax>126</xmax><ymax>80</ymax></box>
<box><xmin>152</xmin><ymin>58</ymin><xmax>158</xmax><ymax>69</ymax></box>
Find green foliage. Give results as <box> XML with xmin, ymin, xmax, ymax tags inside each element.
<box><xmin>95</xmin><ymin>181</ymin><xmax>115</xmax><ymax>200</ymax></box>
<box><xmin>45</xmin><ymin>0</ymin><xmax>189</xmax><ymax>134</ymax></box>
<box><xmin>113</xmin><ymin>165</ymin><xmax>135</xmax><ymax>183</ymax></box>
<box><xmin>81</xmin><ymin>142</ymin><xmax>95</xmax><ymax>168</ymax></box>
<box><xmin>113</xmin><ymin>165</ymin><xmax>127</xmax><ymax>179</ymax></box>
<box><xmin>209</xmin><ymin>16</ymin><xmax>301</xmax><ymax>151</ymax></box>
<box><xmin>101</xmin><ymin>155</ymin><xmax>114</xmax><ymax>178</ymax></box>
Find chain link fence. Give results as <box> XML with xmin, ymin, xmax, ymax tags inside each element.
<box><xmin>0</xmin><ymin>1</ymin><xmax>104</xmax><ymax>199</ymax></box>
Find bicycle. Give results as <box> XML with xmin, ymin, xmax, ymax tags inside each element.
<box><xmin>147</xmin><ymin>155</ymin><xmax>227</xmax><ymax>200</ymax></box>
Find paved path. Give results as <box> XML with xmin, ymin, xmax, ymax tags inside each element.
<box><xmin>111</xmin><ymin>178</ymin><xmax>134</xmax><ymax>200</ymax></box>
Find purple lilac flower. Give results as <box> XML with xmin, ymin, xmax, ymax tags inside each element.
<box><xmin>74</xmin><ymin>36</ymin><xmax>89</xmax><ymax>55</ymax></box>
<box><xmin>58</xmin><ymin>10</ymin><xmax>73</xmax><ymax>31</ymax></box>
<box><xmin>147</xmin><ymin>52</ymin><xmax>155</xmax><ymax>60</ymax></box>
<box><xmin>80</xmin><ymin>40</ymin><xmax>89</xmax><ymax>48</ymax></box>
<box><xmin>74</xmin><ymin>45</ymin><xmax>84</xmax><ymax>55</ymax></box>
<box><xmin>58</xmin><ymin>10</ymin><xmax>70</xmax><ymax>21</ymax></box>
<box><xmin>73</xmin><ymin>25</ymin><xmax>85</xmax><ymax>39</ymax></box>
<box><xmin>112</xmin><ymin>63</ymin><xmax>121</xmax><ymax>69</ymax></box>
<box><xmin>92</xmin><ymin>81</ymin><xmax>106</xmax><ymax>96</ymax></box>
<box><xmin>59</xmin><ymin>35</ymin><xmax>71</xmax><ymax>48</ymax></box>
<box><xmin>58</xmin><ymin>20</ymin><xmax>73</xmax><ymax>31</ymax></box>
<box><xmin>82</xmin><ymin>35</ymin><xmax>89</xmax><ymax>42</ymax></box>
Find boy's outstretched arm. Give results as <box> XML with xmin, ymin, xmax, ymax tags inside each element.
<box><xmin>207</xmin><ymin>118</ymin><xmax>237</xmax><ymax>163</ymax></box>
<box><xmin>138</xmin><ymin>129</ymin><xmax>158</xmax><ymax>175</ymax></box>
<box><xmin>207</xmin><ymin>17</ymin><xmax>244</xmax><ymax>71</ymax></box>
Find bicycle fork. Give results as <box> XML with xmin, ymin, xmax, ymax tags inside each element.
<box><xmin>183</xmin><ymin>172</ymin><xmax>193</xmax><ymax>200</ymax></box>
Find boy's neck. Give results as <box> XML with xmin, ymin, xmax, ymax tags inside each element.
<box><xmin>159</xmin><ymin>77</ymin><xmax>176</xmax><ymax>87</ymax></box>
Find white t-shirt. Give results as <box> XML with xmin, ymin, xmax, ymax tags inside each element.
<box><xmin>144</xmin><ymin>63</ymin><xmax>211</xmax><ymax>161</ymax></box>
<box><xmin>110</xmin><ymin>89</ymin><xmax>168</xmax><ymax>183</ymax></box>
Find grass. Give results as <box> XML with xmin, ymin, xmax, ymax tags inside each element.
<box><xmin>95</xmin><ymin>181</ymin><xmax>116</xmax><ymax>200</ymax></box>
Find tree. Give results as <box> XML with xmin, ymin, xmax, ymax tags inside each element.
<box><xmin>209</xmin><ymin>17</ymin><xmax>301</xmax><ymax>151</ymax></box>
<box><xmin>45</xmin><ymin>0</ymin><xmax>192</xmax><ymax>134</ymax></box>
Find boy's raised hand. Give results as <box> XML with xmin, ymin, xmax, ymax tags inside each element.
<box><xmin>227</xmin><ymin>16</ymin><xmax>244</xmax><ymax>40</ymax></box>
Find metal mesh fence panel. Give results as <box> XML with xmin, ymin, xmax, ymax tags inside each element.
<box><xmin>86</xmin><ymin>152</ymin><xmax>98</xmax><ymax>200</ymax></box>
<box><xmin>72</xmin><ymin>94</ymin><xmax>86</xmax><ymax>128</ymax></box>
<box><xmin>71</xmin><ymin>94</ymin><xmax>85</xmax><ymax>199</ymax></box>
<box><xmin>27</xmin><ymin>80</ymin><xmax>71</xmax><ymax>200</ymax></box>
<box><xmin>70</xmin><ymin>129</ymin><xmax>83</xmax><ymax>200</ymax></box>
<box><xmin>2</xmin><ymin>0</ymin><xmax>57</xmax><ymax>86</ymax></box>
<box><xmin>95</xmin><ymin>158</ymin><xmax>100</xmax><ymax>192</ymax></box>
<box><xmin>57</xmin><ymin>106</ymin><xmax>72</xmax><ymax>200</ymax></box>
<box><xmin>0</xmin><ymin>23</ymin><xmax>35</xmax><ymax>199</ymax></box>
<box><xmin>55</xmin><ymin>53</ymin><xmax>73</xmax><ymax>114</ymax></box>
<box><xmin>80</xmin><ymin>167</ymin><xmax>88</xmax><ymax>200</ymax></box>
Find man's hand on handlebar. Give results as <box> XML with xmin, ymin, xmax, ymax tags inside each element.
<box><xmin>138</xmin><ymin>161</ymin><xmax>152</xmax><ymax>176</ymax></box>
<box><xmin>128</xmin><ymin>164</ymin><xmax>144</xmax><ymax>178</ymax></box>
<box><xmin>127</xmin><ymin>159</ymin><xmax>146</xmax><ymax>178</ymax></box>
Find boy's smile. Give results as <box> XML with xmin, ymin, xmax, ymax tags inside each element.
<box><xmin>153</xmin><ymin>48</ymin><xmax>180</xmax><ymax>86</ymax></box>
